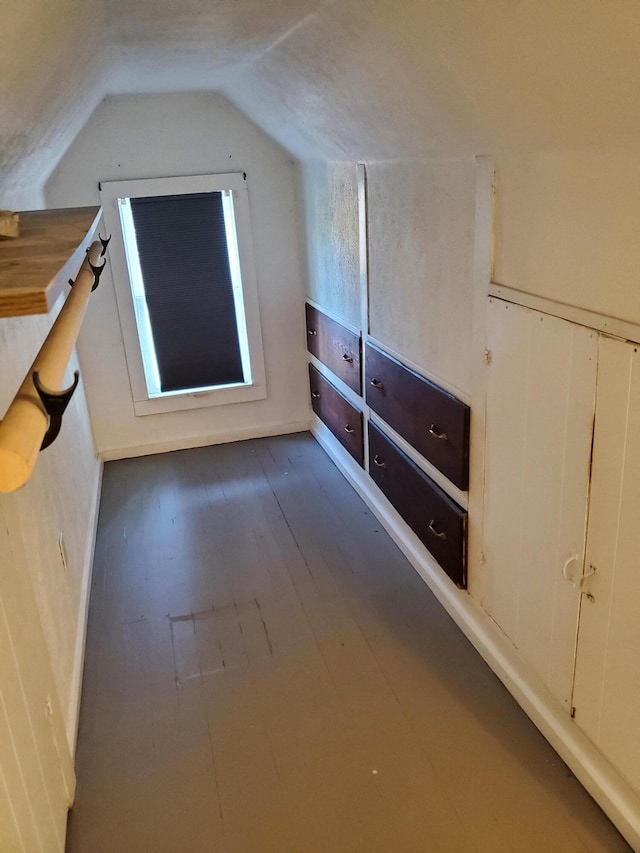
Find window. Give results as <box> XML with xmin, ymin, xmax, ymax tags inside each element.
<box><xmin>100</xmin><ymin>173</ymin><xmax>266</xmax><ymax>416</ymax></box>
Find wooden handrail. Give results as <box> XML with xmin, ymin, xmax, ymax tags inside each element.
<box><xmin>0</xmin><ymin>240</ymin><xmax>105</xmax><ymax>493</ymax></box>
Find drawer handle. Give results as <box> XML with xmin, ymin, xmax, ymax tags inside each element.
<box><xmin>428</xmin><ymin>425</ymin><xmax>448</xmax><ymax>441</ymax></box>
<box><xmin>372</xmin><ymin>455</ymin><xmax>386</xmax><ymax>468</ymax></box>
<box><xmin>342</xmin><ymin>353</ymin><xmax>354</xmax><ymax>363</ymax></box>
<box><xmin>311</xmin><ymin>391</ymin><xmax>320</xmax><ymax>398</ymax></box>
<box><xmin>344</xmin><ymin>425</ymin><xmax>355</xmax><ymax>435</ymax></box>
<box><xmin>562</xmin><ymin>553</ymin><xmax>579</xmax><ymax>587</ymax></box>
<box><xmin>307</xmin><ymin>328</ymin><xmax>317</xmax><ymax>336</ymax></box>
<box><xmin>428</xmin><ymin>520</ymin><xmax>447</xmax><ymax>540</ymax></box>
<box><xmin>370</xmin><ymin>378</ymin><xmax>384</xmax><ymax>390</ymax></box>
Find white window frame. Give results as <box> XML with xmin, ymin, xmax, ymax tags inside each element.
<box><xmin>100</xmin><ymin>173</ymin><xmax>267</xmax><ymax>416</ymax></box>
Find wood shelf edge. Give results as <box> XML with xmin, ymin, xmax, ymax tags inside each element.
<box><xmin>0</xmin><ymin>206</ymin><xmax>102</xmax><ymax>319</ymax></box>
<box><xmin>45</xmin><ymin>207</ymin><xmax>103</xmax><ymax>313</ymax></box>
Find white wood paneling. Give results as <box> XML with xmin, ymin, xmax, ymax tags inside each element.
<box><xmin>489</xmin><ymin>282</ymin><xmax>640</xmax><ymax>347</ymax></box>
<box><xmin>0</xmin><ymin>299</ymin><xmax>102</xmax><ymax>737</ymax></box>
<box><xmin>572</xmin><ymin>336</ymin><xmax>640</xmax><ymax>794</ymax></box>
<box><xmin>483</xmin><ymin>299</ymin><xmax>597</xmax><ymax>707</ymax></box>
<box><xmin>0</xmin><ymin>499</ymin><xmax>74</xmax><ymax>852</ymax></box>
<box><xmin>467</xmin><ymin>155</ymin><xmax>495</xmax><ymax>602</ymax></box>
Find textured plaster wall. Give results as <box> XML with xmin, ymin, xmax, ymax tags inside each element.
<box><xmin>46</xmin><ymin>92</ymin><xmax>309</xmax><ymax>457</ymax></box>
<box><xmin>301</xmin><ymin>157</ymin><xmax>476</xmax><ymax>396</ymax></box>
<box><xmin>367</xmin><ymin>159</ymin><xmax>476</xmax><ymax>396</ymax></box>
<box><xmin>302</xmin><ymin>161</ymin><xmax>360</xmax><ymax>326</ymax></box>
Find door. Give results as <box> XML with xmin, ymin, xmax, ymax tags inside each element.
<box><xmin>483</xmin><ymin>298</ymin><xmax>597</xmax><ymax>708</ymax></box>
<box><xmin>572</xmin><ymin>336</ymin><xmax>640</xmax><ymax>793</ymax></box>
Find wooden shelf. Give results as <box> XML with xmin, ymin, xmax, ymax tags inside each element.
<box><xmin>0</xmin><ymin>206</ymin><xmax>102</xmax><ymax>318</ymax></box>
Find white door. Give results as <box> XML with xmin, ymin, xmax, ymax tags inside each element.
<box><xmin>572</xmin><ymin>336</ymin><xmax>640</xmax><ymax>793</ymax></box>
<box><xmin>483</xmin><ymin>298</ymin><xmax>597</xmax><ymax>708</ymax></box>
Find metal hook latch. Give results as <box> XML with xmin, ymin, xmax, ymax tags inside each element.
<box><xmin>580</xmin><ymin>564</ymin><xmax>597</xmax><ymax>602</ymax></box>
<box><xmin>33</xmin><ymin>370</ymin><xmax>80</xmax><ymax>450</ymax></box>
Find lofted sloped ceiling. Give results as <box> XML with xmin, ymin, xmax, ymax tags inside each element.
<box><xmin>221</xmin><ymin>0</ymin><xmax>640</xmax><ymax>161</ymax></box>
<box><xmin>1</xmin><ymin>0</ymin><xmax>108</xmax><ymax>208</ymax></box>
<box><xmin>105</xmin><ymin>0</ymin><xmax>329</xmax><ymax>92</ymax></box>
<box><xmin>2</xmin><ymin>0</ymin><xmax>640</xmax><ymax>205</ymax></box>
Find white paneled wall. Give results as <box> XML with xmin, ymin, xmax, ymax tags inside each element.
<box><xmin>483</xmin><ymin>299</ymin><xmax>597</xmax><ymax>708</ymax></box>
<box><xmin>573</xmin><ymin>337</ymin><xmax>640</xmax><ymax>793</ymax></box>
<box><xmin>0</xmin><ymin>297</ymin><xmax>101</xmax><ymax>850</ymax></box>
<box><xmin>0</xmin><ymin>497</ymin><xmax>75</xmax><ymax>853</ymax></box>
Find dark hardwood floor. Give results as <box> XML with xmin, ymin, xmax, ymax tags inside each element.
<box><xmin>66</xmin><ymin>432</ymin><xmax>630</xmax><ymax>852</ymax></box>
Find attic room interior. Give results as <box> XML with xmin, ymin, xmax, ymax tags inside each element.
<box><xmin>2</xmin><ymin>1</ymin><xmax>640</xmax><ymax>850</ymax></box>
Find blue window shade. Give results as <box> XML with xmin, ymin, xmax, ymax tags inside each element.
<box><xmin>129</xmin><ymin>192</ymin><xmax>244</xmax><ymax>393</ymax></box>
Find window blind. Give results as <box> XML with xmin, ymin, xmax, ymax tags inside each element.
<box><xmin>130</xmin><ymin>192</ymin><xmax>244</xmax><ymax>393</ymax></box>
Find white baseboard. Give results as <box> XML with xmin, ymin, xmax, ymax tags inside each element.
<box><xmin>312</xmin><ymin>417</ymin><xmax>640</xmax><ymax>852</ymax></box>
<box><xmin>99</xmin><ymin>421</ymin><xmax>310</xmax><ymax>462</ymax></box>
<box><xmin>66</xmin><ymin>457</ymin><xmax>103</xmax><ymax>755</ymax></box>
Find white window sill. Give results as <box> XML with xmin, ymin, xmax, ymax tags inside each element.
<box><xmin>133</xmin><ymin>382</ymin><xmax>267</xmax><ymax>417</ymax></box>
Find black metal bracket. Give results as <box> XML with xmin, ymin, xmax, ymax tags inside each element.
<box><xmin>99</xmin><ymin>233</ymin><xmax>111</xmax><ymax>256</ymax></box>
<box><xmin>87</xmin><ymin>256</ymin><xmax>106</xmax><ymax>291</ymax></box>
<box><xmin>33</xmin><ymin>370</ymin><xmax>80</xmax><ymax>451</ymax></box>
<box><xmin>68</xmin><ymin>234</ymin><xmax>111</xmax><ymax>291</ymax></box>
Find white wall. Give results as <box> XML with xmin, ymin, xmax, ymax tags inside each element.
<box><xmin>0</xmin><ymin>298</ymin><xmax>102</xmax><ymax>744</ymax></box>
<box><xmin>494</xmin><ymin>149</ymin><xmax>640</xmax><ymax>324</ymax></box>
<box><xmin>46</xmin><ymin>92</ymin><xmax>310</xmax><ymax>458</ymax></box>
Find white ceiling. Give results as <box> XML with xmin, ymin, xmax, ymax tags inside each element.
<box><xmin>2</xmin><ymin>0</ymin><xmax>640</xmax><ymax>206</ymax></box>
<box><xmin>105</xmin><ymin>0</ymin><xmax>328</xmax><ymax>91</ymax></box>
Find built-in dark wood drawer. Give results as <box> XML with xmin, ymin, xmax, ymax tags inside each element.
<box><xmin>309</xmin><ymin>365</ymin><xmax>364</xmax><ymax>466</ymax></box>
<box><xmin>368</xmin><ymin>422</ymin><xmax>467</xmax><ymax>587</ymax></box>
<box><xmin>306</xmin><ymin>303</ymin><xmax>362</xmax><ymax>394</ymax></box>
<box><xmin>365</xmin><ymin>343</ymin><xmax>470</xmax><ymax>490</ymax></box>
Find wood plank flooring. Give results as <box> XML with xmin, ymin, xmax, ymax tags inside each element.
<box><xmin>66</xmin><ymin>432</ymin><xmax>630</xmax><ymax>852</ymax></box>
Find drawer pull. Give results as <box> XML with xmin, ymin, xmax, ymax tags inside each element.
<box><xmin>370</xmin><ymin>378</ymin><xmax>384</xmax><ymax>390</ymax></box>
<box><xmin>372</xmin><ymin>455</ymin><xmax>386</xmax><ymax>468</ymax></box>
<box><xmin>342</xmin><ymin>353</ymin><xmax>354</xmax><ymax>363</ymax></box>
<box><xmin>428</xmin><ymin>425</ymin><xmax>448</xmax><ymax>441</ymax></box>
<box><xmin>311</xmin><ymin>391</ymin><xmax>320</xmax><ymax>398</ymax></box>
<box><xmin>307</xmin><ymin>328</ymin><xmax>317</xmax><ymax>336</ymax></box>
<box><xmin>344</xmin><ymin>425</ymin><xmax>355</xmax><ymax>435</ymax></box>
<box><xmin>428</xmin><ymin>520</ymin><xmax>447</xmax><ymax>540</ymax></box>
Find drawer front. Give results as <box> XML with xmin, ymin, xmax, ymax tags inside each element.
<box><xmin>306</xmin><ymin>303</ymin><xmax>362</xmax><ymax>394</ymax></box>
<box><xmin>368</xmin><ymin>422</ymin><xmax>467</xmax><ymax>587</ymax></box>
<box><xmin>309</xmin><ymin>365</ymin><xmax>364</xmax><ymax>466</ymax></box>
<box><xmin>365</xmin><ymin>344</ymin><xmax>470</xmax><ymax>490</ymax></box>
